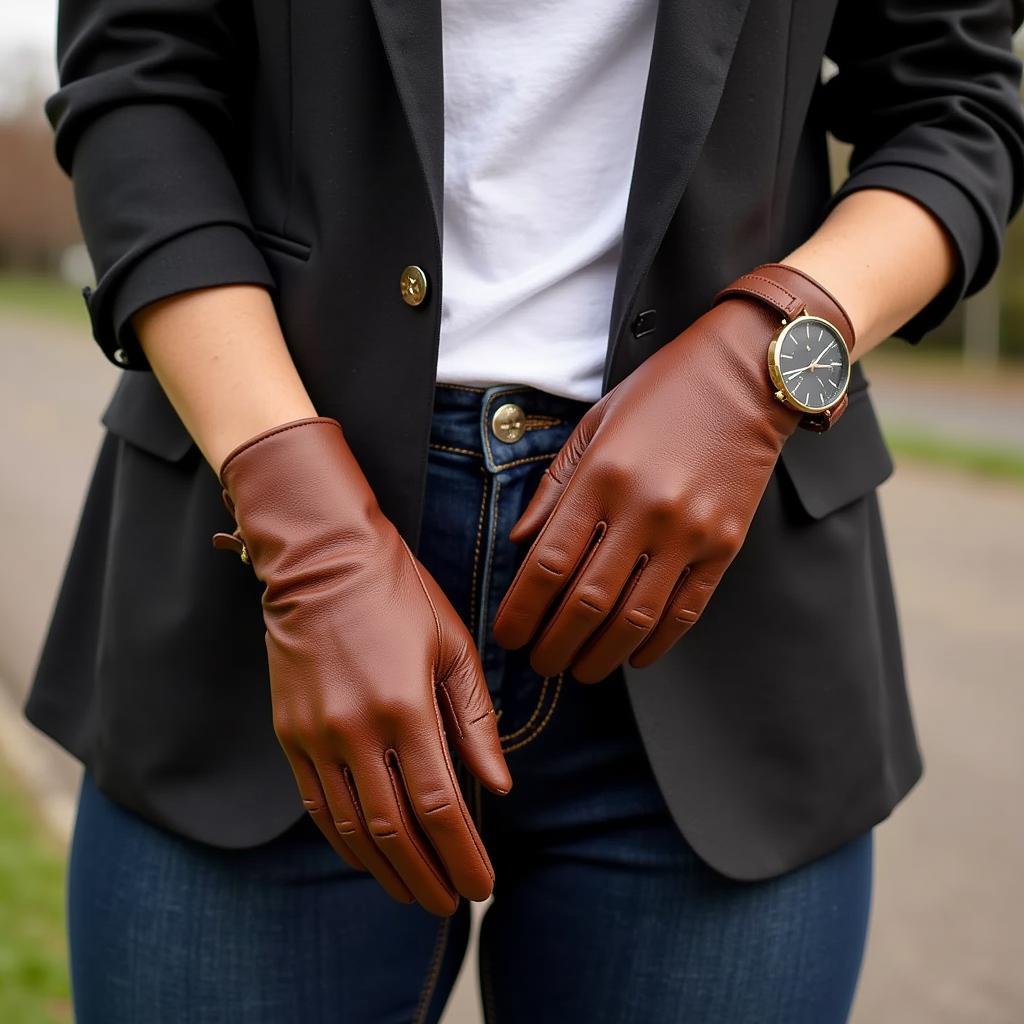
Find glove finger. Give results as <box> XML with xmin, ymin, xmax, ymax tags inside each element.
<box><xmin>315</xmin><ymin>759</ymin><xmax>418</xmax><ymax>905</ymax></box>
<box><xmin>392</xmin><ymin>726</ymin><xmax>495</xmax><ymax>902</ymax></box>
<box><xmin>436</xmin><ymin>644</ymin><xmax>511</xmax><ymax>796</ymax></box>
<box><xmin>509</xmin><ymin>399</ymin><xmax>606</xmax><ymax>543</ymax></box>
<box><xmin>284</xmin><ymin>750</ymin><xmax>374</xmax><ymax>878</ymax></box>
<box><xmin>569</xmin><ymin>555</ymin><xmax>676</xmax><ymax>683</ymax></box>
<box><xmin>508</xmin><ymin>470</ymin><xmax>563</xmax><ymax>543</ymax></box>
<box><xmin>493</xmin><ymin>511</ymin><xmax>605</xmax><ymax>652</ymax></box>
<box><xmin>629</xmin><ymin>560</ymin><xmax>727</xmax><ymax>668</ymax></box>
<box><xmin>348</xmin><ymin>749</ymin><xmax>460</xmax><ymax>917</ymax></box>
<box><xmin>527</xmin><ymin>529</ymin><xmax>641</xmax><ymax>678</ymax></box>
<box><xmin>410</xmin><ymin>567</ymin><xmax>512</xmax><ymax>796</ymax></box>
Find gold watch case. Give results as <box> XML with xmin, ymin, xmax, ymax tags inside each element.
<box><xmin>766</xmin><ymin>312</ymin><xmax>851</xmax><ymax>416</ymax></box>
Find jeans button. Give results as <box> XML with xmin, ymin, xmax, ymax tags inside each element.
<box><xmin>491</xmin><ymin>403</ymin><xmax>526</xmax><ymax>443</ymax></box>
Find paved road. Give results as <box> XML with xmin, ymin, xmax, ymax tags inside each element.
<box><xmin>864</xmin><ymin>351</ymin><xmax>1024</xmax><ymax>451</ymax></box>
<box><xmin>2</xmin><ymin>312</ymin><xmax>1022</xmax><ymax>1022</ymax></box>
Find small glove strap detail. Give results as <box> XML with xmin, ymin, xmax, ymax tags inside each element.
<box><xmin>713</xmin><ymin>262</ymin><xmax>856</xmax><ymax>352</ymax></box>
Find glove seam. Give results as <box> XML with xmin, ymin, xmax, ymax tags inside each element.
<box><xmin>428</xmin><ymin>690</ymin><xmax>497</xmax><ymax>882</ymax></box>
<box><xmin>399</xmin><ymin>540</ymin><xmax>498</xmax><ymax>881</ymax></box>
<box><xmin>385</xmin><ymin>752</ymin><xmax>461</xmax><ymax>896</ymax></box>
<box><xmin>754</xmin><ymin>263</ymin><xmax>857</xmax><ymax>347</ymax></box>
<box><xmin>218</xmin><ymin>416</ymin><xmax>342</xmax><ymax>481</ymax></box>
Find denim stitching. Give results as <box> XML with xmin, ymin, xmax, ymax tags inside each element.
<box><xmin>413</xmin><ymin>915</ymin><xmax>452</xmax><ymax>1024</ymax></box>
<box><xmin>436</xmin><ymin>381</ymin><xmax>487</xmax><ymax>393</ymax></box>
<box><xmin>469</xmin><ymin>472</ymin><xmax>490</xmax><ymax>638</ymax></box>
<box><xmin>489</xmin><ymin>451</ymin><xmax>558</xmax><ymax>473</ymax></box>
<box><xmin>429</xmin><ymin>442</ymin><xmax>483</xmax><ymax>459</ymax></box>
<box><xmin>476</xmin><ymin>475</ymin><xmax>503</xmax><ymax>652</ymax></box>
<box><xmin>497</xmin><ymin>676</ymin><xmax>551</xmax><ymax>742</ymax></box>
<box><xmin>501</xmin><ymin>673</ymin><xmax>564</xmax><ymax>753</ymax></box>
<box><xmin>522</xmin><ymin>414</ymin><xmax>562</xmax><ymax>430</ymax></box>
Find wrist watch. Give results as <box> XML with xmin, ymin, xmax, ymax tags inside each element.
<box><xmin>713</xmin><ymin>262</ymin><xmax>856</xmax><ymax>432</ymax></box>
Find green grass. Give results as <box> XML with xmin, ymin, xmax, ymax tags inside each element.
<box><xmin>886</xmin><ymin>429</ymin><xmax>1024</xmax><ymax>484</ymax></box>
<box><xmin>0</xmin><ymin>764</ymin><xmax>71</xmax><ymax>1024</ymax></box>
<box><xmin>0</xmin><ymin>271</ymin><xmax>87</xmax><ymax>326</ymax></box>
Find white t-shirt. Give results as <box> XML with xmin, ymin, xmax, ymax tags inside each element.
<box><xmin>436</xmin><ymin>0</ymin><xmax>658</xmax><ymax>402</ymax></box>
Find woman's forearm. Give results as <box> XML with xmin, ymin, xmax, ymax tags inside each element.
<box><xmin>783</xmin><ymin>187</ymin><xmax>959</xmax><ymax>358</ymax></box>
<box><xmin>129</xmin><ymin>186</ymin><xmax>954</xmax><ymax>474</ymax></box>
<box><xmin>130</xmin><ymin>284</ymin><xmax>317</xmax><ymax>470</ymax></box>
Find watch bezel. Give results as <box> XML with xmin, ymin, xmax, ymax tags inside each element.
<box><xmin>767</xmin><ymin>313</ymin><xmax>851</xmax><ymax>416</ymax></box>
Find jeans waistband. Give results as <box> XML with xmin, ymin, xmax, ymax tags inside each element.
<box><xmin>431</xmin><ymin>383</ymin><xmax>593</xmax><ymax>473</ymax></box>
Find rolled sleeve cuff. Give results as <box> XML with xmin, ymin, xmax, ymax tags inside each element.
<box><xmin>84</xmin><ymin>223</ymin><xmax>277</xmax><ymax>370</ymax></box>
<box><xmin>825</xmin><ymin>163</ymin><xmax>989</xmax><ymax>343</ymax></box>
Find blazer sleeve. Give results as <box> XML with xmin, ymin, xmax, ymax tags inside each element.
<box><xmin>822</xmin><ymin>0</ymin><xmax>1024</xmax><ymax>342</ymax></box>
<box><xmin>45</xmin><ymin>0</ymin><xmax>276</xmax><ymax>369</ymax></box>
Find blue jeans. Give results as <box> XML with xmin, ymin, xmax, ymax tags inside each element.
<box><xmin>68</xmin><ymin>383</ymin><xmax>873</xmax><ymax>1023</ymax></box>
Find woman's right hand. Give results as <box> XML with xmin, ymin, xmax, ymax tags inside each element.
<box><xmin>213</xmin><ymin>416</ymin><xmax>511</xmax><ymax>916</ymax></box>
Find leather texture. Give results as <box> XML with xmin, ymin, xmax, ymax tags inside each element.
<box><xmin>713</xmin><ymin>262</ymin><xmax>857</xmax><ymax>351</ymax></box>
<box><xmin>214</xmin><ymin>417</ymin><xmax>511</xmax><ymax>916</ymax></box>
<box><xmin>713</xmin><ymin>261</ymin><xmax>857</xmax><ymax>432</ymax></box>
<box><xmin>26</xmin><ymin>0</ymin><xmax>1024</xmax><ymax>883</ymax></box>
<box><xmin>493</xmin><ymin>298</ymin><xmax>803</xmax><ymax>684</ymax></box>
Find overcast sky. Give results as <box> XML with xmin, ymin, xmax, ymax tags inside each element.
<box><xmin>1</xmin><ymin>1</ymin><xmax>57</xmax><ymax>116</ymax></box>
<box><xmin>7</xmin><ymin>0</ymin><xmax>57</xmax><ymax>51</ymax></box>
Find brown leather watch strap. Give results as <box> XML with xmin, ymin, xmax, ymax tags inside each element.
<box><xmin>713</xmin><ymin>262</ymin><xmax>856</xmax><ymax>352</ymax></box>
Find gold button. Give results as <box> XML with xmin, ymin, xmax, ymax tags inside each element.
<box><xmin>400</xmin><ymin>265</ymin><xmax>428</xmax><ymax>307</ymax></box>
<box><xmin>491</xmin><ymin>403</ymin><xmax>526</xmax><ymax>444</ymax></box>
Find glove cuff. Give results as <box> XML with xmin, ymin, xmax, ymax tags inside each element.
<box><xmin>217</xmin><ymin>416</ymin><xmax>344</xmax><ymax>485</ymax></box>
<box><xmin>212</xmin><ymin>416</ymin><xmax>383</xmax><ymax>575</ymax></box>
<box><xmin>712</xmin><ymin>262</ymin><xmax>856</xmax><ymax>352</ymax></box>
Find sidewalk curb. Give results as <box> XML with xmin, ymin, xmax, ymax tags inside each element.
<box><xmin>0</xmin><ymin>677</ymin><xmax>77</xmax><ymax>844</ymax></box>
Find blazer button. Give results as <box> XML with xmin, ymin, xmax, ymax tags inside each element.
<box><xmin>400</xmin><ymin>265</ymin><xmax>429</xmax><ymax>307</ymax></box>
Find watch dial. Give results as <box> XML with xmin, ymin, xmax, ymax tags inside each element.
<box><xmin>776</xmin><ymin>318</ymin><xmax>850</xmax><ymax>411</ymax></box>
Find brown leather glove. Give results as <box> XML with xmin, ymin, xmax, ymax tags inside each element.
<box><xmin>492</xmin><ymin>294</ymin><xmax>808</xmax><ymax>683</ymax></box>
<box><xmin>213</xmin><ymin>417</ymin><xmax>511</xmax><ymax>916</ymax></box>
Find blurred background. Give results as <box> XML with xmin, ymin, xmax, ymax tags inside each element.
<box><xmin>1</xmin><ymin>3</ymin><xmax>1022</xmax><ymax>1022</ymax></box>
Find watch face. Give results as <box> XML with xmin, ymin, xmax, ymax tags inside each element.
<box><xmin>774</xmin><ymin>316</ymin><xmax>850</xmax><ymax>412</ymax></box>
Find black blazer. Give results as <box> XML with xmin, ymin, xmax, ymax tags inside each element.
<box><xmin>28</xmin><ymin>0</ymin><xmax>1024</xmax><ymax>879</ymax></box>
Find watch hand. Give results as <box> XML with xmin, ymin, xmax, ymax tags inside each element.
<box><xmin>783</xmin><ymin>364</ymin><xmax>813</xmax><ymax>377</ymax></box>
<box><xmin>789</xmin><ymin>359</ymin><xmax>842</xmax><ymax>377</ymax></box>
<box><xmin>812</xmin><ymin>339</ymin><xmax>836</xmax><ymax>365</ymax></box>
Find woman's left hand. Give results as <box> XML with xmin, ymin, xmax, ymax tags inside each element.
<box><xmin>492</xmin><ymin>297</ymin><xmax>803</xmax><ymax>682</ymax></box>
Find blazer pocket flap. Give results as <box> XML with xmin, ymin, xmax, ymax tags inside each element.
<box><xmin>101</xmin><ymin>372</ymin><xmax>197</xmax><ymax>463</ymax></box>
<box><xmin>778</xmin><ymin>386</ymin><xmax>894</xmax><ymax>520</ymax></box>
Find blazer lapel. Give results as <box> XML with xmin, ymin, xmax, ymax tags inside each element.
<box><xmin>367</xmin><ymin>0</ymin><xmax>445</xmax><ymax>239</ymax></box>
<box><xmin>602</xmin><ymin>0</ymin><xmax>754</xmax><ymax>392</ymax></box>
<box><xmin>367</xmin><ymin>0</ymin><xmax>753</xmax><ymax>383</ymax></box>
